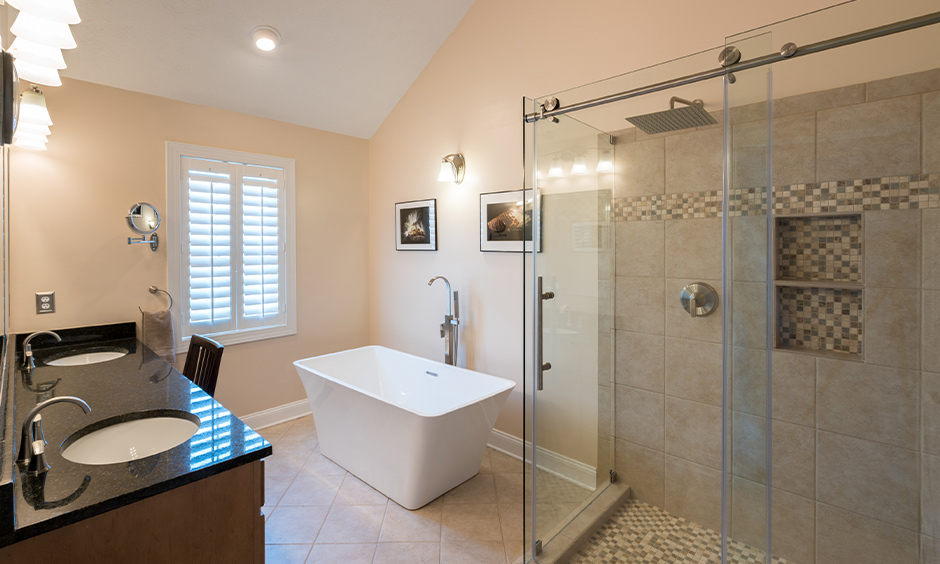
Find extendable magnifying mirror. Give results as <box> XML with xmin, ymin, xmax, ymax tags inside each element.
<box><xmin>126</xmin><ymin>202</ymin><xmax>161</xmax><ymax>252</ymax></box>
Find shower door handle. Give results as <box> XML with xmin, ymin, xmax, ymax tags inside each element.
<box><xmin>537</xmin><ymin>276</ymin><xmax>554</xmax><ymax>391</ymax></box>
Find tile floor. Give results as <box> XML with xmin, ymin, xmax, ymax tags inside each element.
<box><xmin>570</xmin><ymin>499</ymin><xmax>792</xmax><ymax>564</ymax></box>
<box><xmin>258</xmin><ymin>415</ymin><xmax>526</xmax><ymax>564</ymax></box>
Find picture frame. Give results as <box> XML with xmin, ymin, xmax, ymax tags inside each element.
<box><xmin>480</xmin><ymin>189</ymin><xmax>535</xmax><ymax>252</ymax></box>
<box><xmin>395</xmin><ymin>198</ymin><xmax>437</xmax><ymax>251</ymax></box>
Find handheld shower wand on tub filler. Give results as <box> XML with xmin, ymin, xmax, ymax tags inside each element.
<box><xmin>428</xmin><ymin>276</ymin><xmax>459</xmax><ymax>366</ymax></box>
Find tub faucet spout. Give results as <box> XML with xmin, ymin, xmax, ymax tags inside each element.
<box><xmin>428</xmin><ymin>276</ymin><xmax>459</xmax><ymax>366</ymax></box>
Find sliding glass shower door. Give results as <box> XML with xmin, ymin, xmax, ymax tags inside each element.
<box><xmin>524</xmin><ymin>107</ymin><xmax>615</xmax><ymax>559</ymax></box>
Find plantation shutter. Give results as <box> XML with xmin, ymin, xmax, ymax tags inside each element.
<box><xmin>239</xmin><ymin>165</ymin><xmax>286</xmax><ymax>329</ymax></box>
<box><xmin>181</xmin><ymin>157</ymin><xmax>237</xmax><ymax>336</ymax></box>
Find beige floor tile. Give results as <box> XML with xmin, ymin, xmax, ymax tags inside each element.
<box><xmin>265</xmin><ymin>473</ymin><xmax>294</xmax><ymax>505</ymax></box>
<box><xmin>442</xmin><ymin>540</ymin><xmax>508</xmax><ymax>564</ymax></box>
<box><xmin>316</xmin><ymin>504</ymin><xmax>388</xmax><ymax>544</ymax></box>
<box><xmin>373</xmin><ymin>541</ymin><xmax>441</xmax><ymax>564</ymax></box>
<box><xmin>380</xmin><ymin>501</ymin><xmax>442</xmax><ymax>542</ymax></box>
<box><xmin>264</xmin><ymin>448</ymin><xmax>314</xmax><ymax>477</ymax></box>
<box><xmin>494</xmin><ymin>473</ymin><xmax>523</xmax><ymax>504</ymax></box>
<box><xmin>442</xmin><ymin>503</ymin><xmax>503</xmax><ymax>542</ymax></box>
<box><xmin>497</xmin><ymin>503</ymin><xmax>523</xmax><ymax>542</ymax></box>
<box><xmin>262</xmin><ymin>505</ymin><xmax>275</xmax><ymax>522</ymax></box>
<box><xmin>296</xmin><ymin>449</ymin><xmax>347</xmax><ymax>477</ymax></box>
<box><xmin>279</xmin><ymin>473</ymin><xmax>344</xmax><ymax>506</ymax></box>
<box><xmin>263</xmin><ymin>543</ymin><xmax>311</xmax><ymax>564</ymax></box>
<box><xmin>265</xmin><ymin>505</ymin><xmax>330</xmax><ymax>544</ymax></box>
<box><xmin>489</xmin><ymin>450</ymin><xmax>524</xmax><ymax>473</ymax></box>
<box><xmin>257</xmin><ymin>420</ymin><xmax>294</xmax><ymax>444</ymax></box>
<box><xmin>504</xmin><ymin>539</ymin><xmax>525</xmax><ymax>563</ymax></box>
<box><xmin>443</xmin><ymin>473</ymin><xmax>497</xmax><ymax>504</ymax></box>
<box><xmin>479</xmin><ymin>449</ymin><xmax>493</xmax><ymax>474</ymax></box>
<box><xmin>306</xmin><ymin>543</ymin><xmax>376</xmax><ymax>564</ymax></box>
<box><xmin>335</xmin><ymin>474</ymin><xmax>389</xmax><ymax>505</ymax></box>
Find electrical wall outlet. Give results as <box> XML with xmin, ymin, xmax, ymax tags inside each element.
<box><xmin>36</xmin><ymin>291</ymin><xmax>55</xmax><ymax>314</ymax></box>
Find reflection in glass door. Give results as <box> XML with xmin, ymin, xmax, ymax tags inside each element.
<box><xmin>525</xmin><ymin>109</ymin><xmax>615</xmax><ymax>559</ymax></box>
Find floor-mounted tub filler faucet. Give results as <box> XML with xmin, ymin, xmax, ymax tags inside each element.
<box><xmin>428</xmin><ymin>276</ymin><xmax>459</xmax><ymax>366</ymax></box>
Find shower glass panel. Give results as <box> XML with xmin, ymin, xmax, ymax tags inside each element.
<box><xmin>525</xmin><ymin>110</ymin><xmax>614</xmax><ymax>558</ymax></box>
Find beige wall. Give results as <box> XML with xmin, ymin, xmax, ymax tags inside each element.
<box><xmin>365</xmin><ymin>0</ymin><xmax>854</xmax><ymax>439</ymax></box>
<box><xmin>9</xmin><ymin>78</ymin><xmax>370</xmax><ymax>417</ymax></box>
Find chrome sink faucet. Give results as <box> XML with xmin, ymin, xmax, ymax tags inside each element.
<box><xmin>23</xmin><ymin>330</ymin><xmax>62</xmax><ymax>372</ymax></box>
<box><xmin>17</xmin><ymin>396</ymin><xmax>91</xmax><ymax>474</ymax></box>
<box><xmin>428</xmin><ymin>276</ymin><xmax>459</xmax><ymax>366</ymax></box>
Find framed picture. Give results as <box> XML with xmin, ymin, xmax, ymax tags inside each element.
<box><xmin>395</xmin><ymin>198</ymin><xmax>437</xmax><ymax>251</ymax></box>
<box><xmin>480</xmin><ymin>189</ymin><xmax>535</xmax><ymax>252</ymax></box>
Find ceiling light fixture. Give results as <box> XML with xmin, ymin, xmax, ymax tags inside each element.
<box><xmin>437</xmin><ymin>153</ymin><xmax>465</xmax><ymax>184</ymax></box>
<box><xmin>252</xmin><ymin>26</ymin><xmax>281</xmax><ymax>52</ymax></box>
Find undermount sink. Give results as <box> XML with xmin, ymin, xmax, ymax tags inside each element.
<box><xmin>61</xmin><ymin>411</ymin><xmax>200</xmax><ymax>465</ymax></box>
<box><xmin>46</xmin><ymin>351</ymin><xmax>128</xmax><ymax>366</ymax></box>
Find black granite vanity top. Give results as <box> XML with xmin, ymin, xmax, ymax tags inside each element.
<box><xmin>1</xmin><ymin>322</ymin><xmax>272</xmax><ymax>546</ymax></box>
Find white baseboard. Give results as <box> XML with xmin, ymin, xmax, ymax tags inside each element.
<box><xmin>488</xmin><ymin>429</ymin><xmax>596</xmax><ymax>491</ymax></box>
<box><xmin>240</xmin><ymin>399</ymin><xmax>311</xmax><ymax>430</ymax></box>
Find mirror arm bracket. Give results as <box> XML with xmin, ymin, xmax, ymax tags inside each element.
<box><xmin>127</xmin><ymin>234</ymin><xmax>159</xmax><ymax>252</ymax></box>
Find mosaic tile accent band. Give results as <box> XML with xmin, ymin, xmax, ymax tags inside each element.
<box><xmin>613</xmin><ymin>173</ymin><xmax>940</xmax><ymax>221</ymax></box>
<box><xmin>569</xmin><ymin>499</ymin><xmax>791</xmax><ymax>564</ymax></box>
<box><xmin>776</xmin><ymin>215</ymin><xmax>862</xmax><ymax>282</ymax></box>
<box><xmin>777</xmin><ymin>286</ymin><xmax>862</xmax><ymax>355</ymax></box>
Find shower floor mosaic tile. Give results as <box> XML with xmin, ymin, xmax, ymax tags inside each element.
<box><xmin>569</xmin><ymin>500</ymin><xmax>792</xmax><ymax>564</ymax></box>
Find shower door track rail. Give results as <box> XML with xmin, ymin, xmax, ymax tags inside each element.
<box><xmin>523</xmin><ymin>10</ymin><xmax>940</xmax><ymax>123</ymax></box>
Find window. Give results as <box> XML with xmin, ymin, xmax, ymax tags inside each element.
<box><xmin>167</xmin><ymin>142</ymin><xmax>296</xmax><ymax>346</ymax></box>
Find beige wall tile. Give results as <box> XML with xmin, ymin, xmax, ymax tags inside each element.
<box><xmin>732</xmin><ymin>412</ymin><xmax>767</xmax><ymax>485</ymax></box>
<box><xmin>665</xmin><ymin>397</ymin><xmax>721</xmax><ymax>470</ymax></box>
<box><xmin>731</xmin><ymin>101</ymin><xmax>769</xmax><ymax>124</ymax></box>
<box><xmin>817</xmin><ymin>431</ymin><xmax>919</xmax><ymax>530</ymax></box>
<box><xmin>774</xmin><ymin>84</ymin><xmax>866</xmax><ymax>118</ymax></box>
<box><xmin>730</xmin><ymin>477</ymin><xmax>768</xmax><ymax>551</ymax></box>
<box><xmin>924</xmin><ymin>209</ymin><xmax>940</xmax><ymax>290</ymax></box>
<box><xmin>924</xmin><ymin>372</ymin><xmax>940</xmax><ymax>456</ymax></box>
<box><xmin>923</xmin><ymin>454</ymin><xmax>940</xmax><ymax>539</ymax></box>
<box><xmin>664</xmin><ymin>456</ymin><xmax>722</xmax><ymax>532</ymax></box>
<box><xmin>772</xmin><ymin>112</ymin><xmax>817</xmax><ymax>186</ymax></box>
<box><xmin>732</xmin><ymin>346</ymin><xmax>767</xmax><ymax>417</ymax></box>
<box><xmin>865</xmin><ymin>287</ymin><xmax>921</xmax><ymax>370</ymax></box>
<box><xmin>864</xmin><ymin>209</ymin><xmax>921</xmax><ymax>289</ymax></box>
<box><xmin>772</xmin><ymin>420</ymin><xmax>815</xmax><ymax>499</ymax></box>
<box><xmin>817</xmin><ymin>95</ymin><xmax>921</xmax><ymax>181</ymax></box>
<box><xmin>664</xmin><ymin>128</ymin><xmax>723</xmax><ymax>194</ymax></box>
<box><xmin>926</xmin><ymin>292</ymin><xmax>940</xmax><ymax>373</ymax></box>
<box><xmin>923</xmin><ymin>535</ymin><xmax>940</xmax><ymax>564</ymax></box>
<box><xmin>732</xmin><ymin>281</ymin><xmax>768</xmax><ymax>349</ymax></box>
<box><xmin>665</xmin><ymin>278</ymin><xmax>722</xmax><ymax>342</ymax></box>
<box><xmin>771</xmin><ymin>351</ymin><xmax>815</xmax><ymax>426</ymax></box>
<box><xmin>615</xmin><ymin>276</ymin><xmax>665</xmax><ymax>335</ymax></box>
<box><xmin>665</xmin><ymin>218</ymin><xmax>722</xmax><ymax>280</ymax></box>
<box><xmin>867</xmin><ymin>68</ymin><xmax>940</xmax><ymax>101</ymax></box>
<box><xmin>598</xmin><ymin>385</ymin><xmax>612</xmax><ymax>438</ymax></box>
<box><xmin>616</xmin><ymin>220</ymin><xmax>664</xmax><ymax>277</ymax></box>
<box><xmin>616</xmin><ymin>137</ymin><xmax>665</xmax><ymax>199</ymax></box>
<box><xmin>772</xmin><ymin>488</ymin><xmax>815</xmax><ymax>564</ymax></box>
<box><xmin>731</xmin><ymin>119</ymin><xmax>769</xmax><ymax>191</ymax></box>
<box><xmin>816</xmin><ymin>503</ymin><xmax>918</xmax><ymax>564</ymax></box>
<box><xmin>665</xmin><ymin>337</ymin><xmax>722</xmax><ymax>406</ymax></box>
<box><xmin>615</xmin><ymin>331</ymin><xmax>664</xmax><ymax>393</ymax></box>
<box><xmin>925</xmin><ymin>91</ymin><xmax>940</xmax><ymax>173</ymax></box>
<box><xmin>731</xmin><ymin>215</ymin><xmax>768</xmax><ymax>284</ymax></box>
<box><xmin>615</xmin><ymin>439</ymin><xmax>665</xmax><ymax>508</ymax></box>
<box><xmin>817</xmin><ymin>358</ymin><xmax>918</xmax><ymax>448</ymax></box>
<box><xmin>615</xmin><ymin>385</ymin><xmax>664</xmax><ymax>450</ymax></box>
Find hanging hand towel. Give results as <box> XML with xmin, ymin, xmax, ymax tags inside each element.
<box><xmin>141</xmin><ymin>309</ymin><xmax>176</xmax><ymax>364</ymax></box>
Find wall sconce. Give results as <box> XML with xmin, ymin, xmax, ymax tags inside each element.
<box><xmin>8</xmin><ymin>0</ymin><xmax>80</xmax><ymax>88</ymax></box>
<box><xmin>14</xmin><ymin>86</ymin><xmax>52</xmax><ymax>150</ymax></box>
<box><xmin>438</xmin><ymin>153</ymin><xmax>465</xmax><ymax>184</ymax></box>
<box><xmin>596</xmin><ymin>150</ymin><xmax>614</xmax><ymax>173</ymax></box>
<box><xmin>570</xmin><ymin>156</ymin><xmax>587</xmax><ymax>175</ymax></box>
<box><xmin>547</xmin><ymin>157</ymin><xmax>564</xmax><ymax>178</ymax></box>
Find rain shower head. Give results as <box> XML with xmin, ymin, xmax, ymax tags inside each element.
<box><xmin>625</xmin><ymin>96</ymin><xmax>717</xmax><ymax>134</ymax></box>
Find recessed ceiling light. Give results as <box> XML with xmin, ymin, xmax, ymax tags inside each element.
<box><xmin>251</xmin><ymin>26</ymin><xmax>280</xmax><ymax>52</ymax></box>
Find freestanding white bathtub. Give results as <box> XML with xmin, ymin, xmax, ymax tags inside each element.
<box><xmin>294</xmin><ymin>346</ymin><xmax>515</xmax><ymax>509</ymax></box>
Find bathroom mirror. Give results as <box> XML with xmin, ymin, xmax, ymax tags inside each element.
<box><xmin>127</xmin><ymin>202</ymin><xmax>161</xmax><ymax>252</ymax></box>
<box><xmin>126</xmin><ymin>202</ymin><xmax>161</xmax><ymax>235</ymax></box>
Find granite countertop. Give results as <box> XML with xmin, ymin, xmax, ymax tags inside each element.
<box><xmin>1</xmin><ymin>323</ymin><xmax>271</xmax><ymax>546</ymax></box>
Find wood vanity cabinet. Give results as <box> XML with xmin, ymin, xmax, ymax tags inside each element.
<box><xmin>0</xmin><ymin>460</ymin><xmax>265</xmax><ymax>563</ymax></box>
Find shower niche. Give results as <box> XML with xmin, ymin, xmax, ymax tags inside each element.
<box><xmin>774</xmin><ymin>213</ymin><xmax>864</xmax><ymax>358</ymax></box>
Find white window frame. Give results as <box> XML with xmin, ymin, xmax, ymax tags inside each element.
<box><xmin>166</xmin><ymin>142</ymin><xmax>297</xmax><ymax>348</ymax></box>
